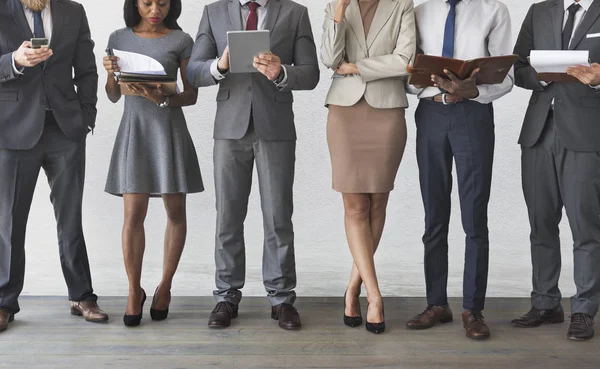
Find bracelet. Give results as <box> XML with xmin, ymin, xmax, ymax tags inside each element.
<box><xmin>157</xmin><ymin>96</ymin><xmax>170</xmax><ymax>108</ymax></box>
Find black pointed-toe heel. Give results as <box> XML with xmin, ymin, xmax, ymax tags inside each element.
<box><xmin>366</xmin><ymin>303</ymin><xmax>385</xmax><ymax>334</ymax></box>
<box><xmin>123</xmin><ymin>288</ymin><xmax>146</xmax><ymax>327</ymax></box>
<box><xmin>150</xmin><ymin>287</ymin><xmax>171</xmax><ymax>321</ymax></box>
<box><xmin>343</xmin><ymin>290</ymin><xmax>363</xmax><ymax>327</ymax></box>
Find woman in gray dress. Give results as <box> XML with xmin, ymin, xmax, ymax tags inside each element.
<box><xmin>102</xmin><ymin>0</ymin><xmax>203</xmax><ymax>327</ymax></box>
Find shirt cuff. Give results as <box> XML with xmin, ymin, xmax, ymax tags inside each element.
<box><xmin>12</xmin><ymin>52</ymin><xmax>24</xmax><ymax>75</ymax></box>
<box><xmin>210</xmin><ymin>58</ymin><xmax>227</xmax><ymax>80</ymax></box>
<box><xmin>274</xmin><ymin>65</ymin><xmax>288</xmax><ymax>88</ymax></box>
<box><xmin>590</xmin><ymin>84</ymin><xmax>600</xmax><ymax>90</ymax></box>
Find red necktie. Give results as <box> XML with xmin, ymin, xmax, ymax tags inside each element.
<box><xmin>246</xmin><ymin>1</ymin><xmax>260</xmax><ymax>31</ymax></box>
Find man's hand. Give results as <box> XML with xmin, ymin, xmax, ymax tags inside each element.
<box><xmin>217</xmin><ymin>46</ymin><xmax>230</xmax><ymax>73</ymax></box>
<box><xmin>334</xmin><ymin>62</ymin><xmax>359</xmax><ymax>76</ymax></box>
<box><xmin>253</xmin><ymin>53</ymin><xmax>282</xmax><ymax>81</ymax></box>
<box><xmin>566</xmin><ymin>63</ymin><xmax>600</xmax><ymax>86</ymax></box>
<box><xmin>13</xmin><ymin>41</ymin><xmax>53</xmax><ymax>68</ymax></box>
<box><xmin>431</xmin><ymin>68</ymin><xmax>480</xmax><ymax>99</ymax></box>
<box><xmin>127</xmin><ymin>83</ymin><xmax>167</xmax><ymax>105</ymax></box>
<box><xmin>103</xmin><ymin>55</ymin><xmax>120</xmax><ymax>75</ymax></box>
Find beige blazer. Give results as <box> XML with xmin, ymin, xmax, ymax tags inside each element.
<box><xmin>321</xmin><ymin>0</ymin><xmax>416</xmax><ymax>109</ymax></box>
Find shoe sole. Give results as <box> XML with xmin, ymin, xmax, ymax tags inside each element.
<box><xmin>568</xmin><ymin>332</ymin><xmax>594</xmax><ymax>341</ymax></box>
<box><xmin>70</xmin><ymin>309</ymin><xmax>109</xmax><ymax>323</ymax></box>
<box><xmin>466</xmin><ymin>333</ymin><xmax>491</xmax><ymax>340</ymax></box>
<box><xmin>406</xmin><ymin>317</ymin><xmax>453</xmax><ymax>330</ymax></box>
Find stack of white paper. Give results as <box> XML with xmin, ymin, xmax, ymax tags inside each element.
<box><xmin>112</xmin><ymin>49</ymin><xmax>166</xmax><ymax>75</ymax></box>
<box><xmin>530</xmin><ymin>50</ymin><xmax>590</xmax><ymax>73</ymax></box>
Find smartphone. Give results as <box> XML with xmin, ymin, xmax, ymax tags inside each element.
<box><xmin>31</xmin><ymin>38</ymin><xmax>49</xmax><ymax>49</ymax></box>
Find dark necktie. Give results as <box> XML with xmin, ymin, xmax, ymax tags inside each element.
<box><xmin>442</xmin><ymin>0</ymin><xmax>460</xmax><ymax>58</ymax></box>
<box><xmin>33</xmin><ymin>10</ymin><xmax>45</xmax><ymax>38</ymax></box>
<box><xmin>563</xmin><ymin>3</ymin><xmax>581</xmax><ymax>50</ymax></box>
<box><xmin>246</xmin><ymin>2</ymin><xmax>260</xmax><ymax>31</ymax></box>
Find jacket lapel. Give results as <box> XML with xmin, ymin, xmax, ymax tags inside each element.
<box><xmin>552</xmin><ymin>0</ymin><xmax>564</xmax><ymax>50</ymax></box>
<box><xmin>7</xmin><ymin>0</ymin><xmax>33</xmax><ymax>39</ymax></box>
<box><xmin>265</xmin><ymin>0</ymin><xmax>281</xmax><ymax>32</ymax></box>
<box><xmin>570</xmin><ymin>0</ymin><xmax>600</xmax><ymax>50</ymax></box>
<box><xmin>44</xmin><ymin>0</ymin><xmax>63</xmax><ymax>70</ymax></box>
<box><xmin>366</xmin><ymin>0</ymin><xmax>398</xmax><ymax>50</ymax></box>
<box><xmin>346</xmin><ymin>0</ymin><xmax>367</xmax><ymax>55</ymax></box>
<box><xmin>228</xmin><ymin>0</ymin><xmax>243</xmax><ymax>31</ymax></box>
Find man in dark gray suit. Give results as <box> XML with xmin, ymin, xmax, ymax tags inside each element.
<box><xmin>512</xmin><ymin>0</ymin><xmax>600</xmax><ymax>341</ymax></box>
<box><xmin>188</xmin><ymin>0</ymin><xmax>319</xmax><ymax>330</ymax></box>
<box><xmin>0</xmin><ymin>0</ymin><xmax>107</xmax><ymax>333</ymax></box>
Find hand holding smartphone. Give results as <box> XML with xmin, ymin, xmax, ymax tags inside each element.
<box><xmin>30</xmin><ymin>38</ymin><xmax>49</xmax><ymax>49</ymax></box>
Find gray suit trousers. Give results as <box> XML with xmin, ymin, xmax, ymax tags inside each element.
<box><xmin>522</xmin><ymin>111</ymin><xmax>600</xmax><ymax>317</ymax></box>
<box><xmin>0</xmin><ymin>113</ymin><xmax>96</xmax><ymax>314</ymax></box>
<box><xmin>213</xmin><ymin>121</ymin><xmax>297</xmax><ymax>306</ymax></box>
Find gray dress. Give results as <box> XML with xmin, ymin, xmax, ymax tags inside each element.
<box><xmin>105</xmin><ymin>28</ymin><xmax>204</xmax><ymax>196</ymax></box>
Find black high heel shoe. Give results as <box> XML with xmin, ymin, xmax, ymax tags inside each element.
<box><xmin>150</xmin><ymin>287</ymin><xmax>171</xmax><ymax>321</ymax></box>
<box><xmin>343</xmin><ymin>290</ymin><xmax>363</xmax><ymax>327</ymax></box>
<box><xmin>123</xmin><ymin>288</ymin><xmax>146</xmax><ymax>327</ymax></box>
<box><xmin>366</xmin><ymin>302</ymin><xmax>385</xmax><ymax>334</ymax></box>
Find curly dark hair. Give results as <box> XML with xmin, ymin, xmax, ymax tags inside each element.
<box><xmin>123</xmin><ymin>0</ymin><xmax>182</xmax><ymax>30</ymax></box>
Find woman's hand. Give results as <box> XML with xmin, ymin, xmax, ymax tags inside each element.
<box><xmin>103</xmin><ymin>55</ymin><xmax>120</xmax><ymax>75</ymax></box>
<box><xmin>335</xmin><ymin>62</ymin><xmax>359</xmax><ymax>76</ymax></box>
<box><xmin>127</xmin><ymin>83</ymin><xmax>167</xmax><ymax>105</ymax></box>
<box><xmin>334</xmin><ymin>0</ymin><xmax>351</xmax><ymax>23</ymax></box>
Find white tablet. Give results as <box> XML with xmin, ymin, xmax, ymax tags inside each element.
<box><xmin>227</xmin><ymin>30</ymin><xmax>271</xmax><ymax>73</ymax></box>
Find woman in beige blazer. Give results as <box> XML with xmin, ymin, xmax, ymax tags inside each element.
<box><xmin>321</xmin><ymin>0</ymin><xmax>415</xmax><ymax>334</ymax></box>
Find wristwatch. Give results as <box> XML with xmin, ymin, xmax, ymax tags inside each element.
<box><xmin>273</xmin><ymin>67</ymin><xmax>284</xmax><ymax>84</ymax></box>
<box><xmin>157</xmin><ymin>96</ymin><xmax>170</xmax><ymax>108</ymax></box>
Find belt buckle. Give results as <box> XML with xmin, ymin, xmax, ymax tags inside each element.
<box><xmin>441</xmin><ymin>93</ymin><xmax>452</xmax><ymax>105</ymax></box>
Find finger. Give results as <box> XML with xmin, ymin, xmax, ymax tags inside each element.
<box><xmin>259</xmin><ymin>53</ymin><xmax>273</xmax><ymax>61</ymax></box>
<box><xmin>469</xmin><ymin>68</ymin><xmax>481</xmax><ymax>79</ymax></box>
<box><xmin>444</xmin><ymin>69</ymin><xmax>460</xmax><ymax>83</ymax></box>
<box><xmin>20</xmin><ymin>41</ymin><xmax>32</xmax><ymax>49</ymax></box>
<box><xmin>156</xmin><ymin>84</ymin><xmax>164</xmax><ymax>95</ymax></box>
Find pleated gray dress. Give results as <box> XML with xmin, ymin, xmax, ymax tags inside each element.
<box><xmin>105</xmin><ymin>28</ymin><xmax>204</xmax><ymax>197</ymax></box>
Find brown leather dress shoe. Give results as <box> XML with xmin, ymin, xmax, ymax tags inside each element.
<box><xmin>70</xmin><ymin>301</ymin><xmax>109</xmax><ymax>323</ymax></box>
<box><xmin>406</xmin><ymin>305</ymin><xmax>453</xmax><ymax>330</ymax></box>
<box><xmin>272</xmin><ymin>303</ymin><xmax>301</xmax><ymax>330</ymax></box>
<box><xmin>208</xmin><ymin>302</ymin><xmax>238</xmax><ymax>328</ymax></box>
<box><xmin>0</xmin><ymin>309</ymin><xmax>14</xmax><ymax>333</ymax></box>
<box><xmin>462</xmin><ymin>310</ymin><xmax>490</xmax><ymax>340</ymax></box>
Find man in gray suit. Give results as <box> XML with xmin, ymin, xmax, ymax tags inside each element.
<box><xmin>511</xmin><ymin>0</ymin><xmax>600</xmax><ymax>341</ymax></box>
<box><xmin>188</xmin><ymin>0</ymin><xmax>319</xmax><ymax>330</ymax></box>
<box><xmin>0</xmin><ymin>0</ymin><xmax>107</xmax><ymax>333</ymax></box>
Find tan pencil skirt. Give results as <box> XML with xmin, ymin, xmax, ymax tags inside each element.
<box><xmin>327</xmin><ymin>97</ymin><xmax>407</xmax><ymax>193</ymax></box>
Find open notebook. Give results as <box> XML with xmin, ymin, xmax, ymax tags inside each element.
<box><xmin>108</xmin><ymin>48</ymin><xmax>179</xmax><ymax>96</ymax></box>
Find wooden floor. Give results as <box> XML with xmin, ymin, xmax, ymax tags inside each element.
<box><xmin>0</xmin><ymin>297</ymin><xmax>598</xmax><ymax>369</ymax></box>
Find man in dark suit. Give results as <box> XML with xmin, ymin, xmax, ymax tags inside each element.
<box><xmin>512</xmin><ymin>0</ymin><xmax>600</xmax><ymax>341</ymax></box>
<box><xmin>187</xmin><ymin>0</ymin><xmax>319</xmax><ymax>330</ymax></box>
<box><xmin>0</xmin><ymin>0</ymin><xmax>107</xmax><ymax>333</ymax></box>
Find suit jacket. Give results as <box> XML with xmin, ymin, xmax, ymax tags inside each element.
<box><xmin>187</xmin><ymin>0</ymin><xmax>320</xmax><ymax>141</ymax></box>
<box><xmin>320</xmin><ymin>0</ymin><xmax>415</xmax><ymax>109</ymax></box>
<box><xmin>514</xmin><ymin>0</ymin><xmax>600</xmax><ymax>151</ymax></box>
<box><xmin>0</xmin><ymin>0</ymin><xmax>97</xmax><ymax>150</ymax></box>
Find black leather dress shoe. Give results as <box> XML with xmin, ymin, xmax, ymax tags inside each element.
<box><xmin>0</xmin><ymin>309</ymin><xmax>14</xmax><ymax>333</ymax></box>
<box><xmin>272</xmin><ymin>303</ymin><xmax>301</xmax><ymax>330</ymax></box>
<box><xmin>568</xmin><ymin>313</ymin><xmax>595</xmax><ymax>341</ymax></box>
<box><xmin>208</xmin><ymin>302</ymin><xmax>238</xmax><ymax>328</ymax></box>
<box><xmin>511</xmin><ymin>305</ymin><xmax>564</xmax><ymax>328</ymax></box>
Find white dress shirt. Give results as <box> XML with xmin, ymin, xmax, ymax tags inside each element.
<box><xmin>210</xmin><ymin>0</ymin><xmax>287</xmax><ymax>87</ymax></box>
<box><xmin>408</xmin><ymin>0</ymin><xmax>514</xmax><ymax>104</ymax></box>
<box><xmin>12</xmin><ymin>2</ymin><xmax>53</xmax><ymax>74</ymax></box>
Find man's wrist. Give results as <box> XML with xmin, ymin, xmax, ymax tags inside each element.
<box><xmin>274</xmin><ymin>67</ymin><xmax>284</xmax><ymax>83</ymax></box>
<box><xmin>11</xmin><ymin>52</ymin><xmax>24</xmax><ymax>75</ymax></box>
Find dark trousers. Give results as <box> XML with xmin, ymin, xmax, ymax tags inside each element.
<box><xmin>0</xmin><ymin>112</ymin><xmax>95</xmax><ymax>314</ymax></box>
<box><xmin>415</xmin><ymin>99</ymin><xmax>495</xmax><ymax>311</ymax></box>
<box><xmin>523</xmin><ymin>112</ymin><xmax>600</xmax><ymax>317</ymax></box>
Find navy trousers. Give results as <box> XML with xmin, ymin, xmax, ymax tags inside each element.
<box><xmin>415</xmin><ymin>98</ymin><xmax>495</xmax><ymax>311</ymax></box>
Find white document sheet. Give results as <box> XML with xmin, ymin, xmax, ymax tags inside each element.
<box><xmin>530</xmin><ymin>50</ymin><xmax>590</xmax><ymax>73</ymax></box>
<box><xmin>112</xmin><ymin>49</ymin><xmax>166</xmax><ymax>75</ymax></box>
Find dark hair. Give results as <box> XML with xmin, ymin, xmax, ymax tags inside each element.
<box><xmin>124</xmin><ymin>0</ymin><xmax>182</xmax><ymax>30</ymax></box>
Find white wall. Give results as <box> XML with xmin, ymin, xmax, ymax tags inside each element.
<box><xmin>21</xmin><ymin>0</ymin><xmax>578</xmax><ymax>300</ymax></box>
